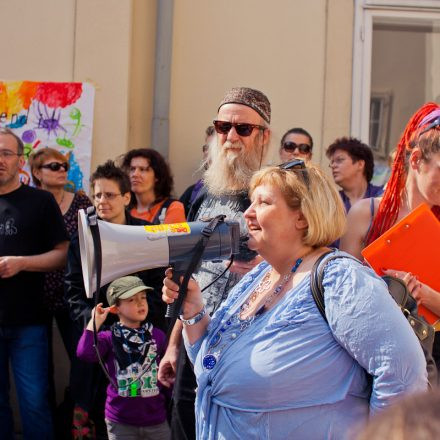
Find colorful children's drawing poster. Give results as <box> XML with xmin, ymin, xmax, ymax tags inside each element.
<box><xmin>0</xmin><ymin>81</ymin><xmax>95</xmax><ymax>192</ymax></box>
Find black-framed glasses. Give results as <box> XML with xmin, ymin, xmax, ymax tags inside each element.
<box><xmin>213</xmin><ymin>120</ymin><xmax>266</xmax><ymax>137</ymax></box>
<box><xmin>282</xmin><ymin>142</ymin><xmax>312</xmax><ymax>154</ymax></box>
<box><xmin>278</xmin><ymin>159</ymin><xmax>310</xmax><ymax>188</ymax></box>
<box><xmin>40</xmin><ymin>162</ymin><xmax>69</xmax><ymax>172</ymax></box>
<box><xmin>419</xmin><ymin>116</ymin><xmax>440</xmax><ymax>136</ymax></box>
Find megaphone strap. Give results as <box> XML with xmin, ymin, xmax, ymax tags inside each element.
<box><xmin>86</xmin><ymin>207</ymin><xmax>119</xmax><ymax>388</ymax></box>
<box><xmin>165</xmin><ymin>215</ymin><xmax>227</xmax><ymax>319</ymax></box>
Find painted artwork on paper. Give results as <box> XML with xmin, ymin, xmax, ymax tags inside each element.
<box><xmin>0</xmin><ymin>81</ymin><xmax>95</xmax><ymax>191</ymax></box>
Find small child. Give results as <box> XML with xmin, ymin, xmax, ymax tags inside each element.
<box><xmin>76</xmin><ymin>275</ymin><xmax>170</xmax><ymax>440</ymax></box>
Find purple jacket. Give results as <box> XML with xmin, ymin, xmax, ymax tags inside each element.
<box><xmin>77</xmin><ymin>328</ymin><xmax>168</xmax><ymax>426</ymax></box>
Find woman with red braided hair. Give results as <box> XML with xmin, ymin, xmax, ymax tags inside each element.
<box><xmin>341</xmin><ymin>101</ymin><xmax>440</xmax><ymax>365</ymax></box>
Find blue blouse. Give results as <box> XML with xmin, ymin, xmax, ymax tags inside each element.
<box><xmin>184</xmin><ymin>251</ymin><xmax>427</xmax><ymax>440</ymax></box>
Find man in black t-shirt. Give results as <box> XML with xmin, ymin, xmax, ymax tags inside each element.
<box><xmin>0</xmin><ymin>128</ymin><xmax>69</xmax><ymax>439</ymax></box>
<box><xmin>158</xmin><ymin>87</ymin><xmax>272</xmax><ymax>440</ymax></box>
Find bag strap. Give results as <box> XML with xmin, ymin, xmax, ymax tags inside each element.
<box><xmin>310</xmin><ymin>251</ymin><xmax>361</xmax><ymax>322</ymax></box>
<box><xmin>86</xmin><ymin>207</ymin><xmax>118</xmax><ymax>389</ymax></box>
<box><xmin>187</xmin><ymin>186</ymin><xmax>208</xmax><ymax>222</ymax></box>
<box><xmin>152</xmin><ymin>198</ymin><xmax>175</xmax><ymax>225</ymax></box>
<box><xmin>310</xmin><ymin>249</ymin><xmax>438</xmax><ymax>388</ymax></box>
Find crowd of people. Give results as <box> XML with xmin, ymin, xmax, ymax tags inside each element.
<box><xmin>0</xmin><ymin>88</ymin><xmax>438</xmax><ymax>440</ymax></box>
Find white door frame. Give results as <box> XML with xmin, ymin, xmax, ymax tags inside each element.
<box><xmin>351</xmin><ymin>0</ymin><xmax>440</xmax><ymax>142</ymax></box>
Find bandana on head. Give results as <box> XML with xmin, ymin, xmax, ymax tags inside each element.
<box><xmin>218</xmin><ymin>87</ymin><xmax>271</xmax><ymax>124</ymax></box>
<box><xmin>418</xmin><ymin>109</ymin><xmax>440</xmax><ymax>129</ymax></box>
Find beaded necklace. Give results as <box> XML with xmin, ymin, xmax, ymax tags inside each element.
<box><xmin>202</xmin><ymin>252</ymin><xmax>311</xmax><ymax>371</ymax></box>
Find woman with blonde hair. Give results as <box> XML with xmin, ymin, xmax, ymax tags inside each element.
<box><xmin>163</xmin><ymin>160</ymin><xmax>426</xmax><ymax>439</ymax></box>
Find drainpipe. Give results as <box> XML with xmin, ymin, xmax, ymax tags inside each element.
<box><xmin>151</xmin><ymin>0</ymin><xmax>174</xmax><ymax>157</ymax></box>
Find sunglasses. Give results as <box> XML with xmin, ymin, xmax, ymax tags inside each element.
<box><xmin>282</xmin><ymin>142</ymin><xmax>312</xmax><ymax>154</ymax></box>
<box><xmin>278</xmin><ymin>159</ymin><xmax>310</xmax><ymax>188</ymax></box>
<box><xmin>40</xmin><ymin>162</ymin><xmax>69</xmax><ymax>172</ymax></box>
<box><xmin>213</xmin><ymin>120</ymin><xmax>266</xmax><ymax>137</ymax></box>
<box><xmin>419</xmin><ymin>116</ymin><xmax>440</xmax><ymax>136</ymax></box>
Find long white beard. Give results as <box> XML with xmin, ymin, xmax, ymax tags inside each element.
<box><xmin>203</xmin><ymin>139</ymin><xmax>265</xmax><ymax>196</ymax></box>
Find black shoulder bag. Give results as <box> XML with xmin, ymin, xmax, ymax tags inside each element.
<box><xmin>310</xmin><ymin>251</ymin><xmax>437</xmax><ymax>387</ymax></box>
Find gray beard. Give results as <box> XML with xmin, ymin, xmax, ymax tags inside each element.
<box><xmin>203</xmin><ymin>140</ymin><xmax>265</xmax><ymax>196</ymax></box>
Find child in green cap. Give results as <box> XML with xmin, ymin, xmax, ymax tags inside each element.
<box><xmin>76</xmin><ymin>275</ymin><xmax>170</xmax><ymax>439</ymax></box>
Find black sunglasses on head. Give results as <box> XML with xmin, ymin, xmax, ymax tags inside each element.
<box><xmin>278</xmin><ymin>159</ymin><xmax>310</xmax><ymax>188</ymax></box>
<box><xmin>40</xmin><ymin>162</ymin><xmax>69</xmax><ymax>172</ymax></box>
<box><xmin>282</xmin><ymin>141</ymin><xmax>312</xmax><ymax>154</ymax></box>
<box><xmin>213</xmin><ymin>120</ymin><xmax>266</xmax><ymax>137</ymax></box>
<box><xmin>419</xmin><ymin>116</ymin><xmax>440</xmax><ymax>136</ymax></box>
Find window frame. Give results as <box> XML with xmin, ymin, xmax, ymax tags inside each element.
<box><xmin>351</xmin><ymin>0</ymin><xmax>440</xmax><ymax>143</ymax></box>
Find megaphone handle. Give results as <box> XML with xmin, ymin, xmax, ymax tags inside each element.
<box><xmin>165</xmin><ymin>268</ymin><xmax>187</xmax><ymax>319</ymax></box>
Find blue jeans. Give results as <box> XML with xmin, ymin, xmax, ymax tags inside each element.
<box><xmin>0</xmin><ymin>325</ymin><xmax>53</xmax><ymax>440</ymax></box>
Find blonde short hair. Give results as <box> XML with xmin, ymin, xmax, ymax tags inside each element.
<box><xmin>249</xmin><ymin>164</ymin><xmax>346</xmax><ymax>247</ymax></box>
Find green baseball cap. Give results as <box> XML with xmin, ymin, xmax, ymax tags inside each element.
<box><xmin>106</xmin><ymin>276</ymin><xmax>153</xmax><ymax>306</ymax></box>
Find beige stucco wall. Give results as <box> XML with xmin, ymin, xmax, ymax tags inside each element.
<box><xmin>1</xmin><ymin>0</ymin><xmax>76</xmax><ymax>80</ymax></box>
<box><xmin>0</xmin><ymin>0</ymin><xmax>156</xmax><ymax>177</ymax></box>
<box><xmin>169</xmin><ymin>0</ymin><xmax>354</xmax><ymax>193</ymax></box>
<box><xmin>0</xmin><ymin>0</ymin><xmax>354</xmax><ymax>195</ymax></box>
<box><xmin>128</xmin><ymin>0</ymin><xmax>157</xmax><ymax>152</ymax></box>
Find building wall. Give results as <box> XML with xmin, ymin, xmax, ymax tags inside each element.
<box><xmin>0</xmin><ymin>0</ymin><xmax>354</xmax><ymax>195</ymax></box>
<box><xmin>0</xmin><ymin>0</ymin><xmax>156</xmax><ymax>175</ymax></box>
<box><xmin>128</xmin><ymin>0</ymin><xmax>157</xmax><ymax>153</ymax></box>
<box><xmin>1</xmin><ymin>0</ymin><xmax>76</xmax><ymax>80</ymax></box>
<box><xmin>169</xmin><ymin>0</ymin><xmax>354</xmax><ymax>193</ymax></box>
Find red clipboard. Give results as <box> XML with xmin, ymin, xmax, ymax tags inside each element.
<box><xmin>362</xmin><ymin>203</ymin><xmax>440</xmax><ymax>328</ymax></box>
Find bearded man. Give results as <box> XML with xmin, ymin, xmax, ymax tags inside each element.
<box><xmin>159</xmin><ymin>87</ymin><xmax>271</xmax><ymax>440</ymax></box>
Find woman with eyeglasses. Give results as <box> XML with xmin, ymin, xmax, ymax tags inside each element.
<box><xmin>29</xmin><ymin>147</ymin><xmax>92</xmax><ymax>433</ymax></box>
<box><xmin>64</xmin><ymin>160</ymin><xmax>170</xmax><ymax>439</ymax></box>
<box><xmin>121</xmin><ymin>148</ymin><xmax>186</xmax><ymax>225</ymax></box>
<box><xmin>279</xmin><ymin>127</ymin><xmax>313</xmax><ymax>162</ymax></box>
<box><xmin>162</xmin><ymin>162</ymin><xmax>426</xmax><ymax>439</ymax></box>
<box><xmin>341</xmin><ymin>102</ymin><xmax>440</xmax><ymax>372</ymax></box>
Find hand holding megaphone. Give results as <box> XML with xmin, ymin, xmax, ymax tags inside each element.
<box><xmin>162</xmin><ymin>268</ymin><xmax>204</xmax><ymax>320</ymax></box>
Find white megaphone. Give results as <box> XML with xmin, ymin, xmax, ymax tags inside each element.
<box><xmin>78</xmin><ymin>209</ymin><xmax>240</xmax><ymax>299</ymax></box>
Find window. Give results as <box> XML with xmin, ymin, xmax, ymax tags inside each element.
<box><xmin>352</xmin><ymin>0</ymin><xmax>440</xmax><ymax>164</ymax></box>
<box><xmin>369</xmin><ymin>92</ymin><xmax>392</xmax><ymax>159</ymax></box>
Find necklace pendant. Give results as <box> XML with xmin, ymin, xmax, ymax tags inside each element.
<box><xmin>210</xmin><ymin>332</ymin><xmax>222</xmax><ymax>347</ymax></box>
<box><xmin>203</xmin><ymin>353</ymin><xmax>218</xmax><ymax>370</ymax></box>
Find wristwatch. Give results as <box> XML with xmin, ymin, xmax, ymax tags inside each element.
<box><xmin>179</xmin><ymin>306</ymin><xmax>207</xmax><ymax>326</ymax></box>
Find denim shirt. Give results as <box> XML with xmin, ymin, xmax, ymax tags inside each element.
<box><xmin>184</xmin><ymin>251</ymin><xmax>427</xmax><ymax>440</ymax></box>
